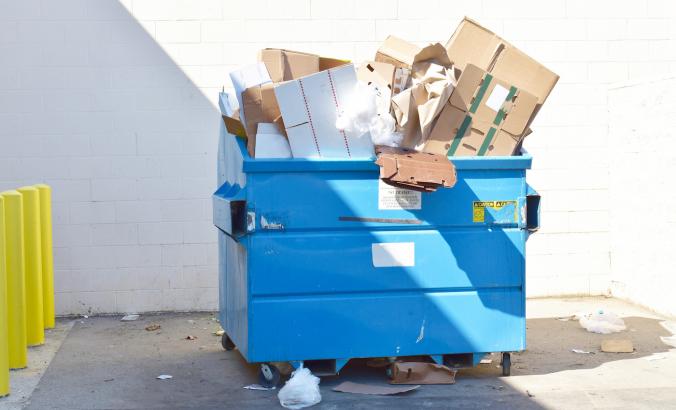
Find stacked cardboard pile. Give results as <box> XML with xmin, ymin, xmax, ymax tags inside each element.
<box><xmin>222</xmin><ymin>17</ymin><xmax>558</xmax><ymax>187</ymax></box>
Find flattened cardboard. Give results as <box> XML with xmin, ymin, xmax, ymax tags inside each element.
<box><xmin>423</xmin><ymin>64</ymin><xmax>538</xmax><ymax>157</ymax></box>
<box><xmin>333</xmin><ymin>381</ymin><xmax>419</xmax><ymax>395</ymax></box>
<box><xmin>445</xmin><ymin>17</ymin><xmax>559</xmax><ymax>105</ymax></box>
<box><xmin>375</xmin><ymin>146</ymin><xmax>456</xmax><ymax>192</ymax></box>
<box><xmin>241</xmin><ymin>82</ymin><xmax>282</xmax><ymax>157</ymax></box>
<box><xmin>274</xmin><ymin>64</ymin><xmax>374</xmax><ymax>158</ymax></box>
<box><xmin>601</xmin><ymin>339</ymin><xmax>634</xmax><ymax>353</ymax></box>
<box><xmin>222</xmin><ymin>110</ymin><xmax>246</xmax><ymax>138</ymax></box>
<box><xmin>389</xmin><ymin>362</ymin><xmax>457</xmax><ymax>385</ymax></box>
<box><xmin>259</xmin><ymin>49</ymin><xmax>318</xmax><ymax>83</ymax></box>
<box><xmin>259</xmin><ymin>48</ymin><xmax>350</xmax><ymax>83</ymax></box>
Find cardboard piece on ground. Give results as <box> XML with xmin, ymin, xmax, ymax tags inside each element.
<box><xmin>274</xmin><ymin>64</ymin><xmax>374</xmax><ymax>158</ymax></box>
<box><xmin>260</xmin><ymin>48</ymin><xmax>349</xmax><ymax>83</ymax></box>
<box><xmin>229</xmin><ymin>63</ymin><xmax>271</xmax><ymax>127</ymax></box>
<box><xmin>375</xmin><ymin>146</ymin><xmax>456</xmax><ymax>192</ymax></box>
<box><xmin>423</xmin><ymin>64</ymin><xmax>538</xmax><ymax>157</ymax></box>
<box><xmin>445</xmin><ymin>17</ymin><xmax>559</xmax><ymax>106</ymax></box>
<box><xmin>601</xmin><ymin>339</ymin><xmax>634</xmax><ymax>353</ymax></box>
<box><xmin>333</xmin><ymin>381</ymin><xmax>419</xmax><ymax>396</ymax></box>
<box><xmin>255</xmin><ymin>123</ymin><xmax>291</xmax><ymax>159</ymax></box>
<box><xmin>241</xmin><ymin>83</ymin><xmax>283</xmax><ymax>157</ymax></box>
<box><xmin>389</xmin><ymin>362</ymin><xmax>457</xmax><ymax>385</ymax></box>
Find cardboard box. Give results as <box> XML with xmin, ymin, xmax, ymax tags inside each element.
<box><xmin>357</xmin><ymin>61</ymin><xmax>395</xmax><ymax>95</ymax></box>
<box><xmin>241</xmin><ymin>82</ymin><xmax>283</xmax><ymax>157</ymax></box>
<box><xmin>219</xmin><ymin>92</ymin><xmax>246</xmax><ymax>139</ymax></box>
<box><xmin>375</xmin><ymin>35</ymin><xmax>421</xmax><ymax>69</ymax></box>
<box><xmin>259</xmin><ymin>48</ymin><xmax>348</xmax><ymax>83</ymax></box>
<box><xmin>255</xmin><ymin>123</ymin><xmax>291</xmax><ymax>159</ymax></box>
<box><xmin>274</xmin><ymin>64</ymin><xmax>374</xmax><ymax>159</ymax></box>
<box><xmin>445</xmin><ymin>17</ymin><xmax>559</xmax><ymax>106</ymax></box>
<box><xmin>422</xmin><ymin>64</ymin><xmax>538</xmax><ymax>156</ymax></box>
<box><xmin>229</xmin><ymin>63</ymin><xmax>272</xmax><ymax>127</ymax></box>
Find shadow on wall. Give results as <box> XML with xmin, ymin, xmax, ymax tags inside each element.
<box><xmin>0</xmin><ymin>0</ymin><xmax>221</xmax><ymax>314</ymax></box>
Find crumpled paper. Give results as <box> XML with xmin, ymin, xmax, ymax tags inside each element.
<box><xmin>391</xmin><ymin>43</ymin><xmax>457</xmax><ymax>149</ymax></box>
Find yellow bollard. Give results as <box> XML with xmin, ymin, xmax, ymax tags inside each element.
<box><xmin>17</xmin><ymin>187</ymin><xmax>44</xmax><ymax>347</ymax></box>
<box><xmin>35</xmin><ymin>184</ymin><xmax>55</xmax><ymax>329</ymax></box>
<box><xmin>0</xmin><ymin>197</ymin><xmax>11</xmax><ymax>396</ymax></box>
<box><xmin>1</xmin><ymin>191</ymin><xmax>27</xmax><ymax>369</ymax></box>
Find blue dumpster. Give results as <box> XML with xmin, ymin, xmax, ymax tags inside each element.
<box><xmin>214</xmin><ymin>95</ymin><xmax>540</xmax><ymax>385</ymax></box>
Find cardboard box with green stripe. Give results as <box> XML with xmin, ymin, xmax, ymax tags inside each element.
<box><xmin>422</xmin><ymin>64</ymin><xmax>538</xmax><ymax>156</ymax></box>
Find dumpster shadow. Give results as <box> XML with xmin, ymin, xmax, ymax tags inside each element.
<box><xmin>2</xmin><ymin>0</ymin><xmax>222</xmax><ymax>314</ymax></box>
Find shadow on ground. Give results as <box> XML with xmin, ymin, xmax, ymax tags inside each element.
<box><xmin>22</xmin><ymin>312</ymin><xmax>674</xmax><ymax>410</ymax></box>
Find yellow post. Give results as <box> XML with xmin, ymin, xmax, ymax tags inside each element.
<box><xmin>0</xmin><ymin>196</ymin><xmax>11</xmax><ymax>396</ymax></box>
<box><xmin>35</xmin><ymin>184</ymin><xmax>54</xmax><ymax>329</ymax></box>
<box><xmin>17</xmin><ymin>187</ymin><xmax>44</xmax><ymax>347</ymax></box>
<box><xmin>1</xmin><ymin>191</ymin><xmax>27</xmax><ymax>369</ymax></box>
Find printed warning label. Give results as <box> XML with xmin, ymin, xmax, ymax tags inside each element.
<box><xmin>473</xmin><ymin>200</ymin><xmax>518</xmax><ymax>223</ymax></box>
<box><xmin>378</xmin><ymin>180</ymin><xmax>422</xmax><ymax>210</ymax></box>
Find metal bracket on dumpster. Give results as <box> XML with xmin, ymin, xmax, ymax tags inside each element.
<box><xmin>213</xmin><ymin>183</ymin><xmax>248</xmax><ymax>240</ymax></box>
<box><xmin>525</xmin><ymin>184</ymin><xmax>540</xmax><ymax>233</ymax></box>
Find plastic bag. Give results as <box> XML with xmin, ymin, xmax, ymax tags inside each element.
<box><xmin>277</xmin><ymin>367</ymin><xmax>321</xmax><ymax>409</ymax></box>
<box><xmin>335</xmin><ymin>82</ymin><xmax>403</xmax><ymax>148</ymax></box>
<box><xmin>579</xmin><ymin>310</ymin><xmax>626</xmax><ymax>334</ymax></box>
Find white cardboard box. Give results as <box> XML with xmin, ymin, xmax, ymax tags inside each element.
<box><xmin>273</xmin><ymin>64</ymin><xmax>374</xmax><ymax>159</ymax></box>
<box><xmin>229</xmin><ymin>63</ymin><xmax>271</xmax><ymax>126</ymax></box>
<box><xmin>254</xmin><ymin>123</ymin><xmax>292</xmax><ymax>159</ymax></box>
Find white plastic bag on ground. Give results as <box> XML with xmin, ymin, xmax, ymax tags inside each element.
<box><xmin>579</xmin><ymin>310</ymin><xmax>626</xmax><ymax>334</ymax></box>
<box><xmin>277</xmin><ymin>367</ymin><xmax>321</xmax><ymax>409</ymax></box>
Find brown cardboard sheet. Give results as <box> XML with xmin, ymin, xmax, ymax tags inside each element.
<box><xmin>389</xmin><ymin>362</ymin><xmax>457</xmax><ymax>385</ymax></box>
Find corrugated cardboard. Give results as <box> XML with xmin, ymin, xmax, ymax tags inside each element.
<box><xmin>375</xmin><ymin>35</ymin><xmax>421</xmax><ymax>69</ymax></box>
<box><xmin>229</xmin><ymin>63</ymin><xmax>272</xmax><ymax>127</ymax></box>
<box><xmin>333</xmin><ymin>381</ymin><xmax>419</xmax><ymax>395</ymax></box>
<box><xmin>255</xmin><ymin>123</ymin><xmax>291</xmax><ymax>158</ymax></box>
<box><xmin>259</xmin><ymin>48</ymin><xmax>349</xmax><ymax>83</ymax></box>
<box><xmin>445</xmin><ymin>17</ymin><xmax>559</xmax><ymax>106</ymax></box>
<box><xmin>375</xmin><ymin>146</ymin><xmax>456</xmax><ymax>192</ymax></box>
<box><xmin>423</xmin><ymin>64</ymin><xmax>538</xmax><ymax>156</ymax></box>
<box><xmin>274</xmin><ymin>64</ymin><xmax>374</xmax><ymax>158</ymax></box>
<box><xmin>357</xmin><ymin>61</ymin><xmax>395</xmax><ymax>95</ymax></box>
<box><xmin>241</xmin><ymin>83</ymin><xmax>283</xmax><ymax>157</ymax></box>
<box><xmin>222</xmin><ymin>109</ymin><xmax>246</xmax><ymax>138</ymax></box>
<box><xmin>601</xmin><ymin>339</ymin><xmax>634</xmax><ymax>353</ymax></box>
<box><xmin>389</xmin><ymin>362</ymin><xmax>457</xmax><ymax>385</ymax></box>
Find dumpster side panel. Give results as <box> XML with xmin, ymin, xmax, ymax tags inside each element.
<box><xmin>248</xmin><ymin>288</ymin><xmax>524</xmax><ymax>363</ymax></box>
<box><xmin>248</xmin><ymin>228</ymin><xmax>525</xmax><ymax>296</ymax></box>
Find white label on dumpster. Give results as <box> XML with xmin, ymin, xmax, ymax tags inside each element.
<box><xmin>372</xmin><ymin>242</ymin><xmax>415</xmax><ymax>267</ymax></box>
<box><xmin>485</xmin><ymin>84</ymin><xmax>510</xmax><ymax>112</ymax></box>
<box><xmin>378</xmin><ymin>180</ymin><xmax>421</xmax><ymax>210</ymax></box>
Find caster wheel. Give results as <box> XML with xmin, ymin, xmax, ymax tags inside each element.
<box><xmin>221</xmin><ymin>334</ymin><xmax>235</xmax><ymax>351</ymax></box>
<box><xmin>501</xmin><ymin>352</ymin><xmax>511</xmax><ymax>377</ymax></box>
<box><xmin>259</xmin><ymin>363</ymin><xmax>281</xmax><ymax>388</ymax></box>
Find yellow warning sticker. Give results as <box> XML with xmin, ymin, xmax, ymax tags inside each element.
<box><xmin>472</xmin><ymin>200</ymin><xmax>518</xmax><ymax>223</ymax></box>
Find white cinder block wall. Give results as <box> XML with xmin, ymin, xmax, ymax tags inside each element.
<box><xmin>1</xmin><ymin>0</ymin><xmax>675</xmax><ymax>315</ymax></box>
